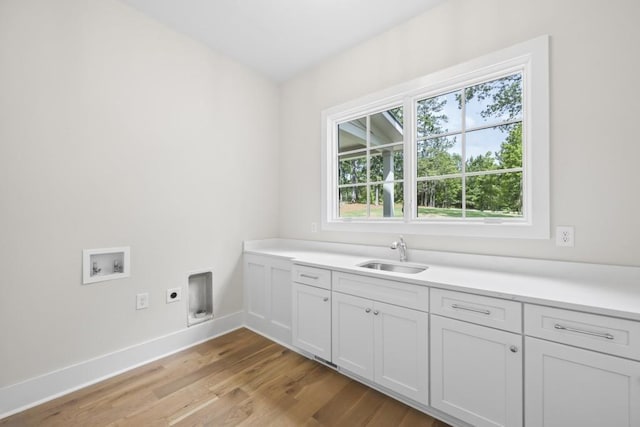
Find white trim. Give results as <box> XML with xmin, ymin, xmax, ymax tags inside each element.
<box><xmin>321</xmin><ymin>35</ymin><xmax>549</xmax><ymax>239</ymax></box>
<box><xmin>185</xmin><ymin>267</ymin><xmax>215</xmax><ymax>326</ymax></box>
<box><xmin>0</xmin><ymin>311</ymin><xmax>243</xmax><ymax>420</ymax></box>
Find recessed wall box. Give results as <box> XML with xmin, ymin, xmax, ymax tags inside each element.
<box><xmin>187</xmin><ymin>270</ymin><xmax>213</xmax><ymax>326</ymax></box>
<box><xmin>82</xmin><ymin>247</ymin><xmax>130</xmax><ymax>285</ymax></box>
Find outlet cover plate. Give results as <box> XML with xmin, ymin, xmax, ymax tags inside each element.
<box><xmin>166</xmin><ymin>287</ymin><xmax>182</xmax><ymax>303</ymax></box>
<box><xmin>136</xmin><ymin>293</ymin><xmax>149</xmax><ymax>310</ymax></box>
<box><xmin>556</xmin><ymin>226</ymin><xmax>574</xmax><ymax>247</ymax></box>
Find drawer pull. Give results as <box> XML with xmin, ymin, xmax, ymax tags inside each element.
<box><xmin>365</xmin><ymin>308</ymin><xmax>371</xmax><ymax>313</ymax></box>
<box><xmin>451</xmin><ymin>304</ymin><xmax>491</xmax><ymax>316</ymax></box>
<box><xmin>554</xmin><ymin>323</ymin><xmax>614</xmax><ymax>340</ymax></box>
<box><xmin>373</xmin><ymin>310</ymin><xmax>379</xmax><ymax>315</ymax></box>
<box><xmin>323</xmin><ymin>297</ymin><xmax>329</xmax><ymax>302</ymax></box>
<box><xmin>300</xmin><ymin>274</ymin><xmax>319</xmax><ymax>280</ymax></box>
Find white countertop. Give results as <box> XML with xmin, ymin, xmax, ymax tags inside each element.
<box><xmin>244</xmin><ymin>239</ymin><xmax>640</xmax><ymax>322</ymax></box>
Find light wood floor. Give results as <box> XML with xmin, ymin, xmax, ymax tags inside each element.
<box><xmin>1</xmin><ymin>328</ymin><xmax>451</xmax><ymax>427</ymax></box>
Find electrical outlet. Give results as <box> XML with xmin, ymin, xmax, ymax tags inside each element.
<box><xmin>166</xmin><ymin>287</ymin><xmax>181</xmax><ymax>303</ymax></box>
<box><xmin>136</xmin><ymin>293</ymin><xmax>149</xmax><ymax>310</ymax></box>
<box><xmin>556</xmin><ymin>226</ymin><xmax>574</xmax><ymax>247</ymax></box>
<box><xmin>311</xmin><ymin>222</ymin><xmax>318</xmax><ymax>233</ymax></box>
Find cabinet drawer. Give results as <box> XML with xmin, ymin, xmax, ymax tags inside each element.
<box><xmin>430</xmin><ymin>288</ymin><xmax>522</xmax><ymax>333</ymax></box>
<box><xmin>525</xmin><ymin>304</ymin><xmax>640</xmax><ymax>360</ymax></box>
<box><xmin>292</xmin><ymin>264</ymin><xmax>331</xmax><ymax>290</ymax></box>
<box><xmin>332</xmin><ymin>272</ymin><xmax>429</xmax><ymax>312</ymax></box>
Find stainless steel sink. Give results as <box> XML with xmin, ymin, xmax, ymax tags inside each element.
<box><xmin>358</xmin><ymin>260</ymin><xmax>428</xmax><ymax>274</ymax></box>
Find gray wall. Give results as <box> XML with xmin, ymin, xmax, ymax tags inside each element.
<box><xmin>279</xmin><ymin>0</ymin><xmax>640</xmax><ymax>266</ymax></box>
<box><xmin>0</xmin><ymin>0</ymin><xmax>280</xmax><ymax>387</ymax></box>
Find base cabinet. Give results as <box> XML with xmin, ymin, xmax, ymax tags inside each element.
<box><xmin>244</xmin><ymin>251</ymin><xmax>640</xmax><ymax>427</ymax></box>
<box><xmin>243</xmin><ymin>254</ymin><xmax>292</xmax><ymax>344</ymax></box>
<box><xmin>430</xmin><ymin>315</ymin><xmax>522</xmax><ymax>427</ymax></box>
<box><xmin>291</xmin><ymin>283</ymin><xmax>332</xmax><ymax>361</ymax></box>
<box><xmin>525</xmin><ymin>336</ymin><xmax>640</xmax><ymax>427</ymax></box>
<box><xmin>332</xmin><ymin>291</ymin><xmax>428</xmax><ymax>404</ymax></box>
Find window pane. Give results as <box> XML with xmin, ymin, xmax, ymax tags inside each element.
<box><xmin>338</xmin><ymin>117</ymin><xmax>367</xmax><ymax>153</ymax></box>
<box><xmin>417</xmin><ymin>135</ymin><xmax>462</xmax><ymax>177</ymax></box>
<box><xmin>416</xmin><ymin>178</ymin><xmax>462</xmax><ymax>218</ymax></box>
<box><xmin>466</xmin><ymin>172</ymin><xmax>523</xmax><ymax>217</ymax></box>
<box><xmin>338</xmin><ymin>155</ymin><xmax>366</xmax><ymax>185</ymax></box>
<box><xmin>338</xmin><ymin>186</ymin><xmax>367</xmax><ymax>217</ymax></box>
<box><xmin>465</xmin><ymin>73</ymin><xmax>522</xmax><ymax>127</ymax></box>
<box><xmin>370</xmin><ymin>147</ymin><xmax>403</xmax><ymax>182</ymax></box>
<box><xmin>370</xmin><ymin>183</ymin><xmax>403</xmax><ymax>218</ymax></box>
<box><xmin>370</xmin><ymin>108</ymin><xmax>403</xmax><ymax>147</ymax></box>
<box><xmin>417</xmin><ymin>90</ymin><xmax>462</xmax><ymax>138</ymax></box>
<box><xmin>466</xmin><ymin>122</ymin><xmax>521</xmax><ymax>172</ymax></box>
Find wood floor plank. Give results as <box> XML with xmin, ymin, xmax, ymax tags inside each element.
<box><xmin>0</xmin><ymin>328</ymin><xmax>451</xmax><ymax>427</ymax></box>
<box><xmin>311</xmin><ymin>379</ymin><xmax>369</xmax><ymax>425</ymax></box>
<box><xmin>152</xmin><ymin>339</ymin><xmax>275</xmax><ymax>399</ymax></box>
<box><xmin>266</xmin><ymin>366</ymin><xmax>351</xmax><ymax>426</ymax></box>
<box><xmin>334</xmin><ymin>387</ymin><xmax>387</xmax><ymax>426</ymax></box>
<box><xmin>364</xmin><ymin>396</ymin><xmax>410</xmax><ymax>427</ymax></box>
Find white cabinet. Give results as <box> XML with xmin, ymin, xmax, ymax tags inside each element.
<box><xmin>430</xmin><ymin>289</ymin><xmax>523</xmax><ymax>427</ymax></box>
<box><xmin>524</xmin><ymin>303</ymin><xmax>640</xmax><ymax>427</ymax></box>
<box><xmin>291</xmin><ymin>282</ymin><xmax>332</xmax><ymax>361</ymax></box>
<box><xmin>291</xmin><ymin>264</ymin><xmax>332</xmax><ymax>361</ymax></box>
<box><xmin>245</xmin><ymin>248</ymin><xmax>640</xmax><ymax>427</ymax></box>
<box><xmin>430</xmin><ymin>315</ymin><xmax>522</xmax><ymax>427</ymax></box>
<box><xmin>525</xmin><ymin>336</ymin><xmax>640</xmax><ymax>427</ymax></box>
<box><xmin>243</xmin><ymin>254</ymin><xmax>292</xmax><ymax>344</ymax></box>
<box><xmin>332</xmin><ymin>290</ymin><xmax>429</xmax><ymax>404</ymax></box>
<box><xmin>332</xmin><ymin>291</ymin><xmax>374</xmax><ymax>378</ymax></box>
<box><xmin>374</xmin><ymin>299</ymin><xmax>429</xmax><ymax>403</ymax></box>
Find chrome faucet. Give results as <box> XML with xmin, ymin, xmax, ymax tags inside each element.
<box><xmin>390</xmin><ymin>236</ymin><xmax>408</xmax><ymax>262</ymax></box>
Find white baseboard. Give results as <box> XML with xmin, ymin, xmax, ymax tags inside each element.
<box><xmin>0</xmin><ymin>311</ymin><xmax>243</xmax><ymax>420</ymax></box>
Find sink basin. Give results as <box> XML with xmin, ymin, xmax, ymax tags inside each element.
<box><xmin>358</xmin><ymin>260</ymin><xmax>428</xmax><ymax>274</ymax></box>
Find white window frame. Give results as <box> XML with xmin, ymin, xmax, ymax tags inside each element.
<box><xmin>321</xmin><ymin>35</ymin><xmax>549</xmax><ymax>239</ymax></box>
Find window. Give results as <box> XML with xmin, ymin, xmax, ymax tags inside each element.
<box><xmin>338</xmin><ymin>108</ymin><xmax>404</xmax><ymax>219</ymax></box>
<box><xmin>322</xmin><ymin>36</ymin><xmax>549</xmax><ymax>238</ymax></box>
<box><xmin>415</xmin><ymin>73</ymin><xmax>523</xmax><ymax>220</ymax></box>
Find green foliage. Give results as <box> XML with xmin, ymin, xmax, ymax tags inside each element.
<box><xmin>417</xmin><ymin>73</ymin><xmax>523</xmax><ymax>217</ymax></box>
<box><xmin>417</xmin><ymin>97</ymin><xmax>448</xmax><ymax>136</ymax></box>
<box><xmin>463</xmin><ymin>74</ymin><xmax>522</xmax><ymax>120</ymax></box>
<box><xmin>337</xmin><ymin>73</ymin><xmax>524</xmax><ymax>218</ymax></box>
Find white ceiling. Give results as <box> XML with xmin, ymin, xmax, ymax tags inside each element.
<box><xmin>120</xmin><ymin>0</ymin><xmax>445</xmax><ymax>82</ymax></box>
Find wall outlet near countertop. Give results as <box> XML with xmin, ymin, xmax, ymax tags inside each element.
<box><xmin>555</xmin><ymin>226</ymin><xmax>574</xmax><ymax>247</ymax></box>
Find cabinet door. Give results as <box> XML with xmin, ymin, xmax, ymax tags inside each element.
<box><xmin>267</xmin><ymin>259</ymin><xmax>292</xmax><ymax>344</ymax></box>
<box><xmin>291</xmin><ymin>283</ymin><xmax>331</xmax><ymax>361</ymax></box>
<box><xmin>431</xmin><ymin>315</ymin><xmax>522</xmax><ymax>427</ymax></box>
<box><xmin>525</xmin><ymin>337</ymin><xmax>640</xmax><ymax>427</ymax></box>
<box><xmin>243</xmin><ymin>254</ymin><xmax>292</xmax><ymax>344</ymax></box>
<box><xmin>332</xmin><ymin>292</ymin><xmax>374</xmax><ymax>380</ymax></box>
<box><xmin>373</xmin><ymin>301</ymin><xmax>428</xmax><ymax>404</ymax></box>
<box><xmin>244</xmin><ymin>255</ymin><xmax>267</xmax><ymax>330</ymax></box>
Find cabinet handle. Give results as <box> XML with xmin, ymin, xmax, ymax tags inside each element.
<box><xmin>365</xmin><ymin>308</ymin><xmax>371</xmax><ymax>313</ymax></box>
<box><xmin>323</xmin><ymin>297</ymin><xmax>329</xmax><ymax>302</ymax></box>
<box><xmin>373</xmin><ymin>310</ymin><xmax>379</xmax><ymax>315</ymax></box>
<box><xmin>510</xmin><ymin>345</ymin><xmax>518</xmax><ymax>353</ymax></box>
<box><xmin>451</xmin><ymin>304</ymin><xmax>491</xmax><ymax>316</ymax></box>
<box><xmin>300</xmin><ymin>273</ymin><xmax>319</xmax><ymax>280</ymax></box>
<box><xmin>554</xmin><ymin>323</ymin><xmax>614</xmax><ymax>340</ymax></box>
